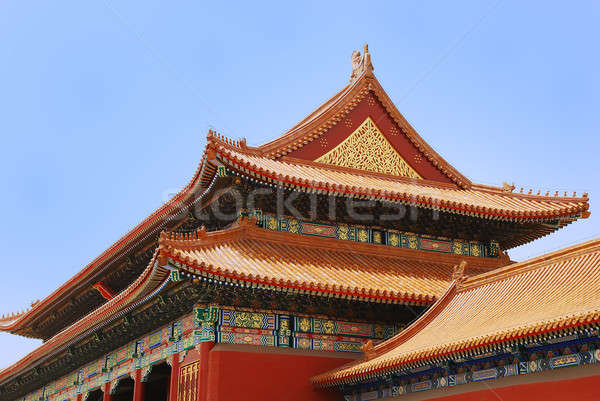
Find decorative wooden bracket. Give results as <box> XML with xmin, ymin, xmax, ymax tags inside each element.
<box><xmin>92</xmin><ymin>281</ymin><xmax>116</xmax><ymax>300</ymax></box>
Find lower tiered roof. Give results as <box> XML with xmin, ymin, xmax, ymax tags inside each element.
<box><xmin>312</xmin><ymin>238</ymin><xmax>600</xmax><ymax>386</ymax></box>
<box><xmin>158</xmin><ymin>216</ymin><xmax>505</xmax><ymax>305</ymax></box>
<box><xmin>0</xmin><ymin>218</ymin><xmax>504</xmax><ymax>388</ymax></box>
<box><xmin>0</xmin><ymin>252</ymin><xmax>171</xmax><ymax>385</ymax></box>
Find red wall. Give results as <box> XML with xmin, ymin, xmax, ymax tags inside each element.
<box><xmin>206</xmin><ymin>346</ymin><xmax>355</xmax><ymax>401</ymax></box>
<box><xmin>427</xmin><ymin>374</ymin><xmax>600</xmax><ymax>401</ymax></box>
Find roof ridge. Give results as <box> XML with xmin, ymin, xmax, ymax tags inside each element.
<box><xmin>372</xmin><ymin>280</ymin><xmax>459</xmax><ymax>355</ymax></box>
<box><xmin>462</xmin><ymin>238</ymin><xmax>600</xmax><ymax>289</ymax></box>
<box><xmin>365</xmin><ymin>72</ymin><xmax>470</xmax><ymax>188</ymax></box>
<box><xmin>471</xmin><ymin>182</ymin><xmax>589</xmax><ymax>202</ymax></box>
<box><xmin>251</xmin><ymin>47</ymin><xmax>471</xmax><ymax>187</ymax></box>
<box><xmin>0</xmin><ymin>309</ymin><xmax>29</xmax><ymax>323</ymax></box>
<box><xmin>256</xmin><ymin>78</ymin><xmax>362</xmax><ymax>157</ymax></box>
<box><xmin>260</xmin><ymin>84</ymin><xmax>353</xmax><ymax>150</ymax></box>
<box><xmin>209</xmin><ymin>142</ymin><xmax>590</xmax><ymax>202</ymax></box>
<box><xmin>206</xmin><ymin>129</ymin><xmax>251</xmax><ymax>152</ymax></box>
<box><xmin>157</xmin><ymin>216</ymin><xmax>255</xmax><ymax>250</ymax></box>
<box><xmin>262</xmin><ymin>44</ymin><xmax>372</xmax><ymax>152</ymax></box>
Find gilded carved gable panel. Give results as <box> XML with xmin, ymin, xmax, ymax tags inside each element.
<box><xmin>315</xmin><ymin>117</ymin><xmax>421</xmax><ymax>179</ymax></box>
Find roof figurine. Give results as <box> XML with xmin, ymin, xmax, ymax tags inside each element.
<box><xmin>451</xmin><ymin>260</ymin><xmax>467</xmax><ymax>284</ymax></box>
<box><xmin>350</xmin><ymin>44</ymin><xmax>374</xmax><ymax>82</ymax></box>
<box><xmin>360</xmin><ymin>339</ymin><xmax>375</xmax><ymax>357</ymax></box>
<box><xmin>502</xmin><ymin>181</ymin><xmax>515</xmax><ymax>193</ymax></box>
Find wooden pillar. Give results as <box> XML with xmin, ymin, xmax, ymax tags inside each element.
<box><xmin>133</xmin><ymin>369</ymin><xmax>146</xmax><ymax>401</ymax></box>
<box><xmin>196</xmin><ymin>341</ymin><xmax>214</xmax><ymax>401</ymax></box>
<box><xmin>103</xmin><ymin>382</ymin><xmax>113</xmax><ymax>401</ymax></box>
<box><xmin>193</xmin><ymin>305</ymin><xmax>219</xmax><ymax>401</ymax></box>
<box><xmin>168</xmin><ymin>353</ymin><xmax>180</xmax><ymax>401</ymax></box>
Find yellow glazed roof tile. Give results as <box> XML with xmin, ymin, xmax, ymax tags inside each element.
<box><xmin>212</xmin><ymin>143</ymin><xmax>589</xmax><ymax>223</ymax></box>
<box><xmin>313</xmin><ymin>238</ymin><xmax>600</xmax><ymax>386</ymax></box>
<box><xmin>156</xmin><ymin>218</ymin><xmax>502</xmax><ymax>305</ymax></box>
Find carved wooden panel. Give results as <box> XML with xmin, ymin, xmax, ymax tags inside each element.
<box><xmin>315</xmin><ymin>117</ymin><xmax>421</xmax><ymax>179</ymax></box>
<box><xmin>177</xmin><ymin>361</ymin><xmax>199</xmax><ymax>401</ymax></box>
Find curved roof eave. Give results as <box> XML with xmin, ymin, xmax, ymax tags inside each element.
<box><xmin>0</xmin><ymin>150</ymin><xmax>219</xmax><ymax>338</ymax></box>
<box><xmin>0</xmin><ymin>253</ymin><xmax>171</xmax><ymax>385</ymax></box>
<box><xmin>312</xmin><ymin>238</ymin><xmax>600</xmax><ymax>387</ymax></box>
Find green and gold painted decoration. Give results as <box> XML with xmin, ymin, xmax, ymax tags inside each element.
<box><xmin>170</xmin><ymin>269</ymin><xmax>182</xmax><ymax>282</ymax></box>
<box><xmin>244</xmin><ymin>210</ymin><xmax>499</xmax><ymax>258</ymax></box>
<box><xmin>216</xmin><ymin>166</ymin><xmax>228</xmax><ymax>177</ymax></box>
<box><xmin>193</xmin><ymin>305</ymin><xmax>220</xmax><ymax>343</ymax></box>
<box><xmin>19</xmin><ymin>306</ymin><xmax>409</xmax><ymax>401</ymax></box>
<box><xmin>292</xmin><ymin>316</ymin><xmax>398</xmax><ymax>353</ymax></box>
<box><xmin>293</xmin><ymin>316</ymin><xmax>397</xmax><ymax>339</ymax></box>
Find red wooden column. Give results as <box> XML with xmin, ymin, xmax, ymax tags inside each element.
<box><xmin>196</xmin><ymin>342</ymin><xmax>215</xmax><ymax>401</ymax></box>
<box><xmin>168</xmin><ymin>353</ymin><xmax>180</xmax><ymax>401</ymax></box>
<box><xmin>193</xmin><ymin>305</ymin><xmax>219</xmax><ymax>401</ymax></box>
<box><xmin>103</xmin><ymin>382</ymin><xmax>113</xmax><ymax>401</ymax></box>
<box><xmin>133</xmin><ymin>369</ymin><xmax>146</xmax><ymax>401</ymax></box>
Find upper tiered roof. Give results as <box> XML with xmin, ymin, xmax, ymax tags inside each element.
<box><xmin>258</xmin><ymin>45</ymin><xmax>468</xmax><ymax>186</ymax></box>
<box><xmin>312</xmin><ymin>238</ymin><xmax>600</xmax><ymax>387</ymax></box>
<box><xmin>202</xmin><ymin>46</ymin><xmax>588</xmax><ymax>223</ymax></box>
<box><xmin>211</xmin><ymin>140</ymin><xmax>588</xmax><ymax>223</ymax></box>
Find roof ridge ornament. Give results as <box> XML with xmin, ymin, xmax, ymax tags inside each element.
<box><xmin>360</xmin><ymin>339</ymin><xmax>375</xmax><ymax>357</ymax></box>
<box><xmin>452</xmin><ymin>260</ymin><xmax>467</xmax><ymax>284</ymax></box>
<box><xmin>350</xmin><ymin>44</ymin><xmax>374</xmax><ymax>83</ymax></box>
<box><xmin>502</xmin><ymin>181</ymin><xmax>515</xmax><ymax>193</ymax></box>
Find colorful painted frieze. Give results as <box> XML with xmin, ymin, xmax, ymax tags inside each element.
<box><xmin>293</xmin><ymin>316</ymin><xmax>397</xmax><ymax>339</ymax></box>
<box><xmin>348</xmin><ymin>348</ymin><xmax>600</xmax><ymax>400</ymax></box>
<box><xmin>218</xmin><ymin>331</ymin><xmax>277</xmax><ymax>347</ymax></box>
<box><xmin>293</xmin><ymin>333</ymin><xmax>364</xmax><ymax>353</ymax></box>
<box><xmin>245</xmin><ymin>209</ymin><xmax>499</xmax><ymax>258</ymax></box>
<box><xmin>220</xmin><ymin>309</ymin><xmax>277</xmax><ymax>330</ymax></box>
<box><xmin>22</xmin><ymin>306</ymin><xmax>399</xmax><ymax>401</ymax></box>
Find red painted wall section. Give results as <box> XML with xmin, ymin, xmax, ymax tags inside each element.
<box><xmin>426</xmin><ymin>374</ymin><xmax>600</xmax><ymax>401</ymax></box>
<box><xmin>206</xmin><ymin>345</ymin><xmax>356</xmax><ymax>401</ymax></box>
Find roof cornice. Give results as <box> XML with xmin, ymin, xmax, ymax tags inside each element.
<box><xmin>0</xmin><ymin>151</ymin><xmax>219</xmax><ymax>338</ymax></box>
<box><xmin>0</xmin><ymin>253</ymin><xmax>171</xmax><ymax>386</ymax></box>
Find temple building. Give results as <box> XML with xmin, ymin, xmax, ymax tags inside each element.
<box><xmin>0</xmin><ymin>46</ymin><xmax>596</xmax><ymax>401</ymax></box>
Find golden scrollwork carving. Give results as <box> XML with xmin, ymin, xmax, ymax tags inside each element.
<box><xmin>315</xmin><ymin>117</ymin><xmax>421</xmax><ymax>179</ymax></box>
<box><xmin>178</xmin><ymin>361</ymin><xmax>200</xmax><ymax>401</ymax></box>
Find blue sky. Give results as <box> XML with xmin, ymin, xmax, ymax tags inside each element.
<box><xmin>0</xmin><ymin>1</ymin><xmax>598</xmax><ymax>369</ymax></box>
